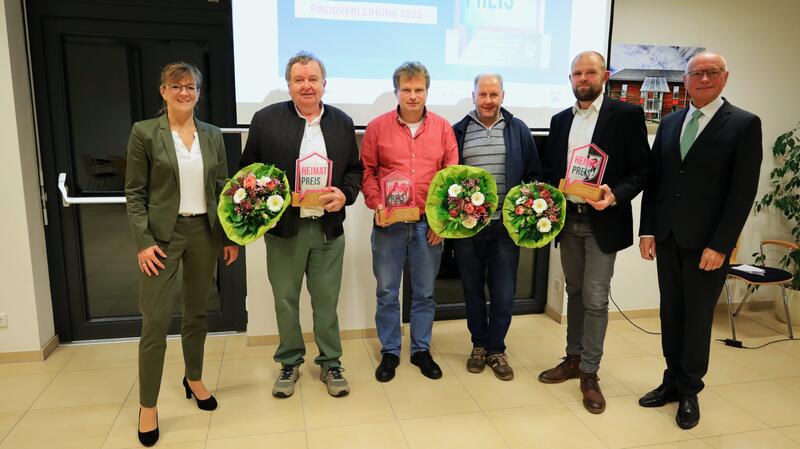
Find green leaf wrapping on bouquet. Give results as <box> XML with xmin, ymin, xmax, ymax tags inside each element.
<box><xmin>424</xmin><ymin>165</ymin><xmax>498</xmax><ymax>239</ymax></box>
<box><xmin>218</xmin><ymin>163</ymin><xmax>291</xmax><ymax>245</ymax></box>
<box><xmin>502</xmin><ymin>182</ymin><xmax>567</xmax><ymax>248</ymax></box>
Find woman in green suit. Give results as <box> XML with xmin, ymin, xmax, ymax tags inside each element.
<box><xmin>125</xmin><ymin>62</ymin><xmax>238</xmax><ymax>447</ymax></box>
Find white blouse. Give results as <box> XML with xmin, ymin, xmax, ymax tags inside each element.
<box><xmin>172</xmin><ymin>132</ymin><xmax>207</xmax><ymax>215</ymax></box>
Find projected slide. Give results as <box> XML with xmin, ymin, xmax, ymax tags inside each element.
<box><xmin>233</xmin><ymin>0</ymin><xmax>612</xmax><ymax>128</ymax></box>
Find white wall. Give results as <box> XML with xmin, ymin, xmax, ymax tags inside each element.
<box><xmin>0</xmin><ymin>0</ymin><xmax>56</xmax><ymax>352</ymax></box>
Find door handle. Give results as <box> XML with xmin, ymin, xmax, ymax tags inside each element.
<box><xmin>58</xmin><ymin>173</ymin><xmax>126</xmax><ymax>206</ymax></box>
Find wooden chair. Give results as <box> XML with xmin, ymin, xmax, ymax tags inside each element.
<box><xmin>724</xmin><ymin>240</ymin><xmax>798</xmax><ymax>340</ymax></box>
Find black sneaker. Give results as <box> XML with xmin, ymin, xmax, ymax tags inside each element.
<box><xmin>375</xmin><ymin>353</ymin><xmax>400</xmax><ymax>382</ymax></box>
<box><xmin>410</xmin><ymin>350</ymin><xmax>442</xmax><ymax>379</ymax></box>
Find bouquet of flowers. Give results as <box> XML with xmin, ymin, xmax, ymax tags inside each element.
<box><xmin>425</xmin><ymin>165</ymin><xmax>498</xmax><ymax>238</ymax></box>
<box><xmin>218</xmin><ymin>163</ymin><xmax>291</xmax><ymax>245</ymax></box>
<box><xmin>502</xmin><ymin>181</ymin><xmax>566</xmax><ymax>248</ymax></box>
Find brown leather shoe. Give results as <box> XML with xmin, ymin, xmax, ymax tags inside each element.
<box><xmin>466</xmin><ymin>347</ymin><xmax>486</xmax><ymax>373</ymax></box>
<box><xmin>486</xmin><ymin>353</ymin><xmax>514</xmax><ymax>381</ymax></box>
<box><xmin>537</xmin><ymin>354</ymin><xmax>581</xmax><ymax>384</ymax></box>
<box><xmin>580</xmin><ymin>371</ymin><xmax>606</xmax><ymax>414</ymax></box>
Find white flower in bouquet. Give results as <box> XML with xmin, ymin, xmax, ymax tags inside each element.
<box><xmin>471</xmin><ymin>192</ymin><xmax>485</xmax><ymax>206</ymax></box>
<box><xmin>256</xmin><ymin>176</ymin><xmax>271</xmax><ymax>187</ymax></box>
<box><xmin>463</xmin><ymin>215</ymin><xmax>478</xmax><ymax>229</ymax></box>
<box><xmin>515</xmin><ymin>196</ymin><xmax>526</xmax><ymax>205</ymax></box>
<box><xmin>233</xmin><ymin>188</ymin><xmax>247</xmax><ymax>204</ymax></box>
<box><xmin>266</xmin><ymin>194</ymin><xmax>285</xmax><ymax>213</ymax></box>
<box><xmin>532</xmin><ymin>198</ymin><xmax>548</xmax><ymax>214</ymax></box>
<box><xmin>448</xmin><ymin>184</ymin><xmax>462</xmax><ymax>197</ymax></box>
<box><xmin>536</xmin><ymin>217</ymin><xmax>552</xmax><ymax>233</ymax></box>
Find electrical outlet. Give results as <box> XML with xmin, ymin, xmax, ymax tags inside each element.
<box><xmin>0</xmin><ymin>313</ymin><xmax>7</xmax><ymax>328</ymax></box>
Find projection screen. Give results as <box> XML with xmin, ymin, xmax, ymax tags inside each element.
<box><xmin>232</xmin><ymin>0</ymin><xmax>613</xmax><ymax>128</ymax></box>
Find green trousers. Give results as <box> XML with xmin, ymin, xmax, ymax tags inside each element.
<box><xmin>265</xmin><ymin>219</ymin><xmax>344</xmax><ymax>370</ymax></box>
<box><xmin>138</xmin><ymin>215</ymin><xmax>218</xmax><ymax>407</ymax></box>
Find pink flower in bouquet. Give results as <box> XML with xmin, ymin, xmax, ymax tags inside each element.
<box><xmin>475</xmin><ymin>205</ymin><xmax>486</xmax><ymax>215</ymax></box>
<box><xmin>266</xmin><ymin>179</ymin><xmax>278</xmax><ymax>191</ymax></box>
<box><xmin>463</xmin><ymin>203</ymin><xmax>475</xmax><ymax>214</ymax></box>
<box><xmin>449</xmin><ymin>208</ymin><xmax>459</xmax><ymax>218</ymax></box>
<box><xmin>243</xmin><ymin>174</ymin><xmax>257</xmax><ymax>190</ymax></box>
<box><xmin>524</xmin><ymin>198</ymin><xmax>534</xmax><ymax>208</ymax></box>
<box><xmin>515</xmin><ymin>205</ymin><xmax>525</xmax><ymax>215</ymax></box>
<box><xmin>540</xmin><ymin>189</ymin><xmax>551</xmax><ymax>199</ymax></box>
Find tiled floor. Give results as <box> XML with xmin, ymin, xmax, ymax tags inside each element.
<box><xmin>1</xmin><ymin>309</ymin><xmax>799</xmax><ymax>449</ymax></box>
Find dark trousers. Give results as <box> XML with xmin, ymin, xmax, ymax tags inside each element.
<box><xmin>656</xmin><ymin>234</ymin><xmax>729</xmax><ymax>396</ymax></box>
<box><xmin>453</xmin><ymin>220</ymin><xmax>520</xmax><ymax>354</ymax></box>
<box><xmin>138</xmin><ymin>215</ymin><xmax>218</xmax><ymax>407</ymax></box>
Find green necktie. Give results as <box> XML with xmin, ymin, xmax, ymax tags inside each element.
<box><xmin>679</xmin><ymin>109</ymin><xmax>703</xmax><ymax>160</ymax></box>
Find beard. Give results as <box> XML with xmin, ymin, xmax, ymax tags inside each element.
<box><xmin>573</xmin><ymin>84</ymin><xmax>602</xmax><ymax>102</ymax></box>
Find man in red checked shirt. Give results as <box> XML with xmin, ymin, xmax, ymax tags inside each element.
<box><xmin>361</xmin><ymin>61</ymin><xmax>458</xmax><ymax>383</ymax></box>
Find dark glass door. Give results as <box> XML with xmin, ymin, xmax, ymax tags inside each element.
<box><xmin>27</xmin><ymin>0</ymin><xmax>246</xmax><ymax>341</ymax></box>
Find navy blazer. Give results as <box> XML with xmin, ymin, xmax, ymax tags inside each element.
<box><xmin>542</xmin><ymin>96</ymin><xmax>651</xmax><ymax>254</ymax></box>
<box><xmin>639</xmin><ymin>99</ymin><xmax>762</xmax><ymax>253</ymax></box>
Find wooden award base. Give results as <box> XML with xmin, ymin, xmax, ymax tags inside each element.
<box><xmin>558</xmin><ymin>179</ymin><xmax>602</xmax><ymax>202</ymax></box>
<box><xmin>379</xmin><ymin>206</ymin><xmax>420</xmax><ymax>224</ymax></box>
<box><xmin>291</xmin><ymin>191</ymin><xmax>324</xmax><ymax>207</ymax></box>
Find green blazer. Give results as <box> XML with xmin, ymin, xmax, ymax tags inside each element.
<box><xmin>125</xmin><ymin>114</ymin><xmax>229</xmax><ymax>251</ymax></box>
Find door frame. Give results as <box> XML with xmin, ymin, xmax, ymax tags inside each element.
<box><xmin>25</xmin><ymin>0</ymin><xmax>246</xmax><ymax>341</ymax></box>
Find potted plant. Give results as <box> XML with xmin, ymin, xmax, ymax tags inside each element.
<box><xmin>753</xmin><ymin>122</ymin><xmax>800</xmax><ymax>322</ymax></box>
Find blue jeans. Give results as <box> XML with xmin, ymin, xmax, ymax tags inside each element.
<box><xmin>371</xmin><ymin>219</ymin><xmax>443</xmax><ymax>356</ymax></box>
<box><xmin>453</xmin><ymin>220</ymin><xmax>519</xmax><ymax>354</ymax></box>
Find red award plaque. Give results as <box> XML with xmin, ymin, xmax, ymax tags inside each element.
<box><xmin>378</xmin><ymin>170</ymin><xmax>420</xmax><ymax>223</ymax></box>
<box><xmin>292</xmin><ymin>152</ymin><xmax>333</xmax><ymax>207</ymax></box>
<box><xmin>558</xmin><ymin>143</ymin><xmax>608</xmax><ymax>201</ymax></box>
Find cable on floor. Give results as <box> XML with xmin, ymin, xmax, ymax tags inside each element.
<box><xmin>605</xmin><ymin>290</ymin><xmax>796</xmax><ymax>348</ymax></box>
<box><xmin>608</xmin><ymin>290</ymin><xmax>661</xmax><ymax>335</ymax></box>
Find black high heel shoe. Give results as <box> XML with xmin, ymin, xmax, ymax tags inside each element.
<box><xmin>137</xmin><ymin>408</ymin><xmax>159</xmax><ymax>447</ymax></box>
<box><xmin>182</xmin><ymin>377</ymin><xmax>218</xmax><ymax>411</ymax></box>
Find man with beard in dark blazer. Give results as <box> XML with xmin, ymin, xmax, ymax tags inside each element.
<box><xmin>638</xmin><ymin>52</ymin><xmax>762</xmax><ymax>430</ymax></box>
<box><xmin>538</xmin><ymin>51</ymin><xmax>650</xmax><ymax>414</ymax></box>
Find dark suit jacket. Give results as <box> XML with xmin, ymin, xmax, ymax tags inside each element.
<box><xmin>125</xmin><ymin>114</ymin><xmax>229</xmax><ymax>251</ymax></box>
<box><xmin>239</xmin><ymin>101</ymin><xmax>362</xmax><ymax>240</ymax></box>
<box><xmin>639</xmin><ymin>99</ymin><xmax>762</xmax><ymax>253</ymax></box>
<box><xmin>542</xmin><ymin>96</ymin><xmax>651</xmax><ymax>253</ymax></box>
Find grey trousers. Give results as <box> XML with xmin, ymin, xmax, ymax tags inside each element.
<box><xmin>559</xmin><ymin>216</ymin><xmax>617</xmax><ymax>373</ymax></box>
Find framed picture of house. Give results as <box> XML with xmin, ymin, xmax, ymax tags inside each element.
<box><xmin>609</xmin><ymin>44</ymin><xmax>705</xmax><ymax>131</ymax></box>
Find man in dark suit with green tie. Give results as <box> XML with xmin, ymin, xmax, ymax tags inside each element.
<box><xmin>638</xmin><ymin>52</ymin><xmax>762</xmax><ymax>429</ymax></box>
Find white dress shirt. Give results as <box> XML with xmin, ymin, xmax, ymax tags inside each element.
<box><xmin>566</xmin><ymin>93</ymin><xmax>605</xmax><ymax>203</ymax></box>
<box><xmin>172</xmin><ymin>132</ymin><xmax>206</xmax><ymax>215</ymax></box>
<box><xmin>681</xmin><ymin>95</ymin><xmax>724</xmax><ymax>141</ymax></box>
<box><xmin>296</xmin><ymin>104</ymin><xmax>327</xmax><ymax>218</ymax></box>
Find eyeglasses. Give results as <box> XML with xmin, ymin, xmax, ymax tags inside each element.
<box><xmin>686</xmin><ymin>69</ymin><xmax>725</xmax><ymax>80</ymax></box>
<box><xmin>166</xmin><ymin>84</ymin><xmax>198</xmax><ymax>94</ymax></box>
